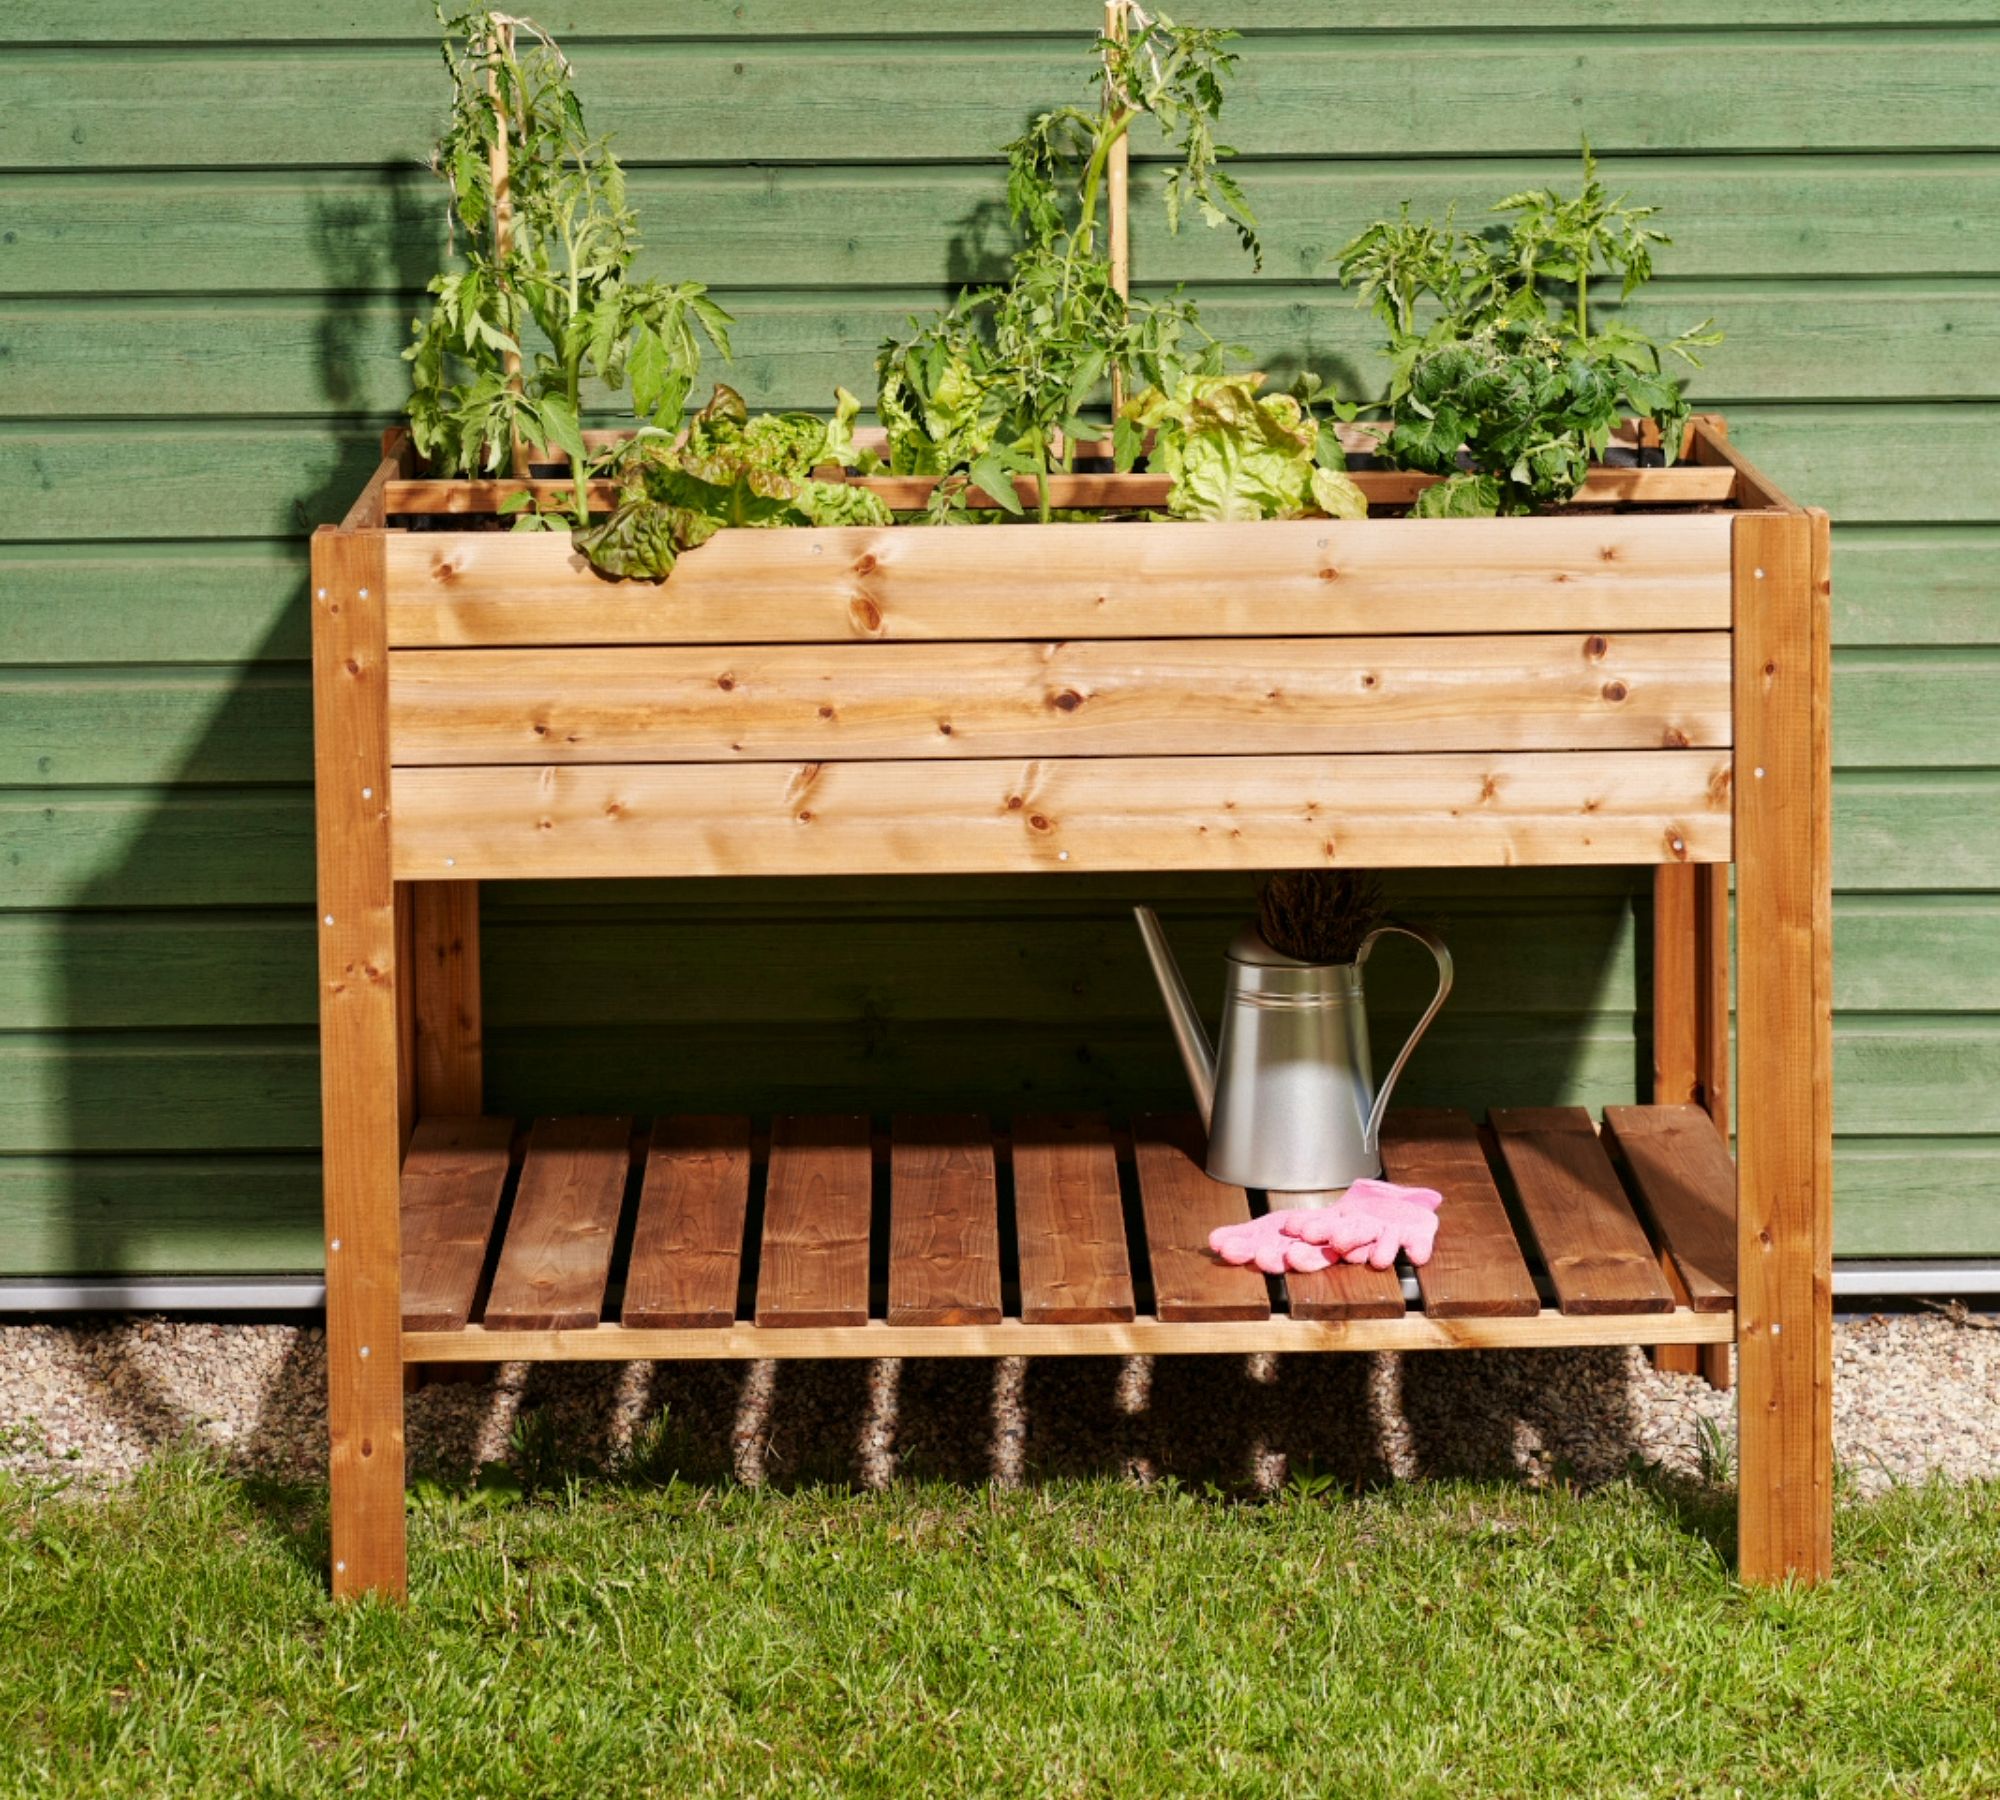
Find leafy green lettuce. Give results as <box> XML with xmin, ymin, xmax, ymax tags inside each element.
<box><xmin>1119</xmin><ymin>372</ymin><xmax>1367</xmax><ymax>522</ymax></box>
<box><xmin>574</xmin><ymin>385</ymin><xmax>892</xmax><ymax>579</ymax></box>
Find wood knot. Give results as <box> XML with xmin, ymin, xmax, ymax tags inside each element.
<box><xmin>1049</xmin><ymin>689</ymin><xmax>1084</xmax><ymax>713</ymax></box>
<box><xmin>1599</xmin><ymin>544</ymin><xmax>1620</xmax><ymax>563</ymax></box>
<box><xmin>1479</xmin><ymin>775</ymin><xmax>1500</xmax><ymax>803</ymax></box>
<box><xmin>532</xmin><ymin>722</ymin><xmax>549</xmax><ymax>736</ymax></box>
<box><xmin>1005</xmin><ymin>795</ymin><xmax>1024</xmax><ymax>811</ymax></box>
<box><xmin>796</xmin><ymin>808</ymin><xmax>815</xmax><ymax>824</ymax></box>
<box><xmin>1584</xmin><ymin>635</ymin><xmax>1608</xmax><ymax>660</ymax></box>
<box><xmin>716</xmin><ymin>673</ymin><xmax>736</xmax><ymax>691</ymax></box>
<box><xmin>1318</xmin><ymin>566</ymin><xmax>1339</xmax><ymax>582</ymax></box>
<box><xmin>850</xmin><ymin>597</ymin><xmax>883</xmax><ymax>634</ymax></box>
<box><xmin>1028</xmin><ymin>813</ymin><xmax>1052</xmax><ymax>833</ymax></box>
<box><xmin>1661</xmin><ymin>726</ymin><xmax>1690</xmax><ymax>748</ymax></box>
<box><xmin>818</xmin><ymin>704</ymin><xmax>836</xmax><ymax>720</ymax></box>
<box><xmin>1360</xmin><ymin>673</ymin><xmax>1378</xmax><ymax>689</ymax></box>
<box><xmin>1601</xmin><ymin>680</ymin><xmax>1628</xmax><ymax>703</ymax></box>
<box><xmin>853</xmin><ymin>552</ymin><xmax>878</xmax><ymax>576</ymax></box>
<box><xmin>938</xmin><ymin>721</ymin><xmax>953</xmax><ymax>737</ymax></box>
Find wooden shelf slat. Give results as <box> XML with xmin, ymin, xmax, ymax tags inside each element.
<box><xmin>621</xmin><ymin>1115</ymin><xmax>753</xmax><ymax>1330</ymax></box>
<box><xmin>1131</xmin><ymin>1115</ymin><xmax>1271</xmax><ymax>1323</ymax></box>
<box><xmin>1602</xmin><ymin>1104</ymin><xmax>1739</xmax><ymax>1312</ymax></box>
<box><xmin>886</xmin><ymin>1114</ymin><xmax>1003</xmax><ymax>1326</ymax></box>
<box><xmin>1382</xmin><ymin>1109</ymin><xmax>1540</xmax><ymax>1320</ymax></box>
<box><xmin>1283</xmin><ymin>1251</ymin><xmax>1408</xmax><ymax>1323</ymax></box>
<box><xmin>1010</xmin><ymin>1113</ymin><xmax>1136</xmax><ymax>1325</ymax></box>
<box><xmin>754</xmin><ymin>1114</ymin><xmax>873</xmax><ymax>1329</ymax></box>
<box><xmin>482</xmin><ymin>1116</ymin><xmax>633</xmax><ymax>1332</ymax></box>
<box><xmin>399</xmin><ymin>1116</ymin><xmax>513</xmax><ymax>1333</ymax></box>
<box><xmin>1490</xmin><ymin>1108</ymin><xmax>1677</xmax><ymax>1316</ymax></box>
<box><xmin>406</xmin><ymin>1308</ymin><xmax>1736</xmax><ymax>1363</ymax></box>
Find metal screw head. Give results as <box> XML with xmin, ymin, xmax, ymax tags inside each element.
<box><xmin>316</xmin><ymin>587</ymin><xmax>329</xmax><ymax>600</ymax></box>
<box><xmin>1671</xmin><ymin>838</ymin><xmax>1685</xmax><ymax>853</ymax></box>
<box><xmin>444</xmin><ymin>857</ymin><xmax>456</xmax><ymax>868</ymax></box>
<box><xmin>1754</xmin><ymin>766</ymin><xmax>1766</xmax><ymax>780</ymax></box>
<box><xmin>810</xmin><ymin>543</ymin><xmax>823</xmax><ymax>556</ymax></box>
<box><xmin>358</xmin><ymin>1345</ymin><xmax>371</xmax><ymax>1360</ymax></box>
<box><xmin>329</xmin><ymin>1238</ymin><xmax>341</xmax><ymax>1252</ymax></box>
<box><xmin>335</xmin><ymin>1560</ymin><xmax>346</xmax><ymax>1574</ymax></box>
<box><xmin>323</xmin><ymin>914</ymin><xmax>335</xmax><ymax>927</ymax></box>
<box><xmin>361</xmin><ymin>786</ymin><xmax>373</xmax><ymax>800</ymax></box>
<box><xmin>1057</xmin><ymin>850</ymin><xmax>1070</xmax><ymax>861</ymax></box>
<box><xmin>358</xmin><ymin>586</ymin><xmax>371</xmax><ymax>599</ymax></box>
<box><xmin>1771</xmin><ymin>1322</ymin><xmax>1782</xmax><ymax>1336</ymax></box>
<box><xmin>1753</xmin><ymin>568</ymin><xmax>1766</xmax><ymax>580</ymax></box>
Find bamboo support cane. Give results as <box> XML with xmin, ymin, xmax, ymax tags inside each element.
<box><xmin>487</xmin><ymin>20</ymin><xmax>529</xmax><ymax>476</ymax></box>
<box><xmin>1106</xmin><ymin>0</ymin><xmax>1131</xmax><ymax>420</ymax></box>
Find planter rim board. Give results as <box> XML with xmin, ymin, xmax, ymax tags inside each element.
<box><xmin>311</xmin><ymin>411</ymin><xmax>1833</xmax><ymax>1599</ymax></box>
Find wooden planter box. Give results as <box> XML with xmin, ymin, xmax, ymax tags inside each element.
<box><xmin>313</xmin><ymin>414</ymin><xmax>1831</xmax><ymax>1599</ymax></box>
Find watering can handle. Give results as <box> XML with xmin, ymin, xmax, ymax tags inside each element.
<box><xmin>1357</xmin><ymin>921</ymin><xmax>1454</xmax><ymax>1153</ymax></box>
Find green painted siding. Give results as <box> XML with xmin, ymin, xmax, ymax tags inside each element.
<box><xmin>2</xmin><ymin>3</ymin><xmax>1997</xmax><ymax>1275</ymax></box>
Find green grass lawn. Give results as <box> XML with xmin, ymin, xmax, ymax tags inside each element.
<box><xmin>3</xmin><ymin>1453</ymin><xmax>1997</xmax><ymax>1799</ymax></box>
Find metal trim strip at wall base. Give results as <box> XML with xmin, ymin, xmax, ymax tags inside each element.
<box><xmin>0</xmin><ymin>1263</ymin><xmax>1997</xmax><ymax>1316</ymax></box>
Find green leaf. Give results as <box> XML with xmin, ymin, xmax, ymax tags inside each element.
<box><xmin>1411</xmin><ymin>471</ymin><xmax>1502</xmax><ymax>518</ymax></box>
<box><xmin>969</xmin><ymin>453</ymin><xmax>1026</xmax><ymax>517</ymax></box>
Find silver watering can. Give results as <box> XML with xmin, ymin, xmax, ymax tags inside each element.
<box><xmin>1133</xmin><ymin>907</ymin><xmax>1453</xmax><ymax>1195</ymax></box>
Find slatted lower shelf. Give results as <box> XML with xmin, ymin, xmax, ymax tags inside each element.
<box><xmin>398</xmin><ymin>1104</ymin><xmax>1738</xmax><ymax>1361</ymax></box>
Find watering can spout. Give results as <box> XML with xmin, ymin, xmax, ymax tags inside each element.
<box><xmin>1133</xmin><ymin>906</ymin><xmax>1216</xmax><ymax>1126</ymax></box>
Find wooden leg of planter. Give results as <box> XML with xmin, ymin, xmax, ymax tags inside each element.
<box><xmin>1693</xmin><ymin>863</ymin><xmax>1733</xmax><ymax>1390</ymax></box>
<box><xmin>312</xmin><ymin>526</ymin><xmax>408</xmax><ymax>1602</ymax></box>
<box><xmin>1732</xmin><ymin>508</ymin><xmax>1834</xmax><ymax>1586</ymax></box>
<box><xmin>407</xmin><ymin>879</ymin><xmax>487</xmax><ymax>1390</ymax></box>
<box><xmin>1651</xmin><ymin>865</ymin><xmax>1703</xmax><ymax>1377</ymax></box>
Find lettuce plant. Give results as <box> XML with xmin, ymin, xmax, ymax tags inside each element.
<box><xmin>574</xmin><ymin>386</ymin><xmax>892</xmax><ymax>580</ymax></box>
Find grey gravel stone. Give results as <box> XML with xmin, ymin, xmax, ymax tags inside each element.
<box><xmin>1</xmin><ymin>1313</ymin><xmax>1994</xmax><ymax>1500</ymax></box>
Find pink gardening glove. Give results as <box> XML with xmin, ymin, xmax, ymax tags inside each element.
<box><xmin>1283</xmin><ymin>1178</ymin><xmax>1444</xmax><ymax>1270</ymax></box>
<box><xmin>1208</xmin><ymin>1209</ymin><xmax>1334</xmax><ymax>1275</ymax></box>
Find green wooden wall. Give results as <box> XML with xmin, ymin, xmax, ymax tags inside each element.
<box><xmin>3</xmin><ymin>2</ymin><xmax>1998</xmax><ymax>1276</ymax></box>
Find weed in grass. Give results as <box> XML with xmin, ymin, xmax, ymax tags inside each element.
<box><xmin>1694</xmin><ymin>1412</ymin><xmax>1737</xmax><ymax>1487</ymax></box>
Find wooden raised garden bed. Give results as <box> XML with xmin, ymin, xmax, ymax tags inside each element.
<box><xmin>312</xmin><ymin>413</ymin><xmax>1831</xmax><ymax>1600</ymax></box>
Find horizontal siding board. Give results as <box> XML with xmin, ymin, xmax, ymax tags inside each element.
<box><xmin>16</xmin><ymin>2</ymin><xmax>1999</xmax><ymax>41</ymax></box>
<box><xmin>0</xmin><ymin>1154</ymin><xmax>323</xmax><ymax>1276</ymax></box>
<box><xmin>0</xmin><ymin>1031</ymin><xmax>318</xmax><ymax>1151</ymax></box>
<box><xmin>8</xmin><ymin>33</ymin><xmax>1998</xmax><ymax>172</ymax></box>
<box><xmin>1831</xmin><ymin>526</ymin><xmax>2000</xmax><ymax>646</ymax></box>
<box><xmin>1833</xmin><ymin>1141</ymin><xmax>2000</xmax><ymax>1257</ymax></box>
<box><xmin>11</xmin><ymin>283</ymin><xmax>1996</xmax><ymax>418</ymax></box>
<box><xmin>0</xmin><ymin>545</ymin><xmax>310</xmax><ymax>665</ymax></box>
<box><xmin>0</xmin><ymin>668</ymin><xmax>308</xmax><ymax>785</ymax></box>
<box><xmin>0</xmin><ymin>894</ymin><xmax>1987</xmax><ymax>1034</ymax></box>
<box><xmin>0</xmin><ymin>791</ymin><xmax>313</xmax><ymax>908</ymax></box>
<box><xmin>9</xmin><ymin>408</ymin><xmax>1990</xmax><ymax>542</ymax></box>
<box><xmin>11</xmin><ymin>156</ymin><xmax>2000</xmax><ymax>297</ymax></box>
<box><xmin>0</xmin><ymin>911</ymin><xmax>311</xmax><ymax>1028</ymax></box>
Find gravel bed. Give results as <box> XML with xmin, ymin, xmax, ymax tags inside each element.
<box><xmin>2</xmin><ymin>1313</ymin><xmax>1996</xmax><ymax>1500</ymax></box>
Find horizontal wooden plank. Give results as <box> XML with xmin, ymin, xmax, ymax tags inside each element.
<box><xmin>4</xmin><ymin>525</ymin><xmax>1985</xmax><ymax>676</ymax></box>
<box><xmin>398</xmin><ymin>1115</ymin><xmax>513</xmax><ymax>1333</ymax></box>
<box><xmin>0</xmin><ymin>894</ymin><xmax>1989</xmax><ymax>1040</ymax></box>
<box><xmin>755</xmin><ymin>1113</ymin><xmax>873</xmax><ymax>1329</ymax></box>
<box><xmin>1380</xmin><ymin>1109</ymin><xmax>1540</xmax><ymax>1319</ymax></box>
<box><xmin>621</xmin><ymin>1115</ymin><xmax>753</xmax><ymax>1330</ymax></box>
<box><xmin>0</xmin><ymin>667</ymin><xmax>307</xmax><ymax>785</ymax></box>
<box><xmin>1491</xmin><ymin>1106</ymin><xmax>1676</xmax><ymax>1315</ymax></box>
<box><xmin>403</xmin><ymin>1307</ymin><xmax>1739</xmax><ymax>1362</ymax></box>
<box><xmin>0</xmin><ymin>1031</ymin><xmax>317</xmax><ymax>1151</ymax></box>
<box><xmin>0</xmin><ymin>1153</ymin><xmax>323</xmax><ymax>1276</ymax></box>
<box><xmin>11</xmin><ymin>32</ymin><xmax>1996</xmax><ymax>171</ymax></box>
<box><xmin>391</xmin><ymin>751</ymin><xmax>1734</xmax><ymax>880</ymax></box>
<box><xmin>14</xmin><ymin>407</ymin><xmax>1987</xmax><ymax>544</ymax></box>
<box><xmin>1601</xmin><ymin>1104</ymin><xmax>1738</xmax><ymax>1311</ymax></box>
<box><xmin>482</xmin><ymin>1115</ymin><xmax>633</xmax><ymax>1333</ymax></box>
<box><xmin>886</xmin><ymin>1113</ymin><xmax>1002</xmax><ymax>1327</ymax></box>
<box><xmin>383</xmin><ymin>516</ymin><xmax>1734</xmax><ymax>647</ymax></box>
<box><xmin>14</xmin><ymin>286</ymin><xmax>1993</xmax><ymax>418</ymax></box>
<box><xmin>1130</xmin><ymin>1115</ymin><xmax>1269</xmax><ymax>1323</ymax></box>
<box><xmin>9</xmin><ymin>156</ymin><xmax>1997</xmax><ymax>295</ymax></box>
<box><xmin>21</xmin><ymin>639</ymin><xmax>1956</xmax><ymax>787</ymax></box>
<box><xmin>1010</xmin><ymin>1113</ymin><xmax>1136</xmax><ymax>1326</ymax></box>
<box><xmin>0</xmin><ymin>791</ymin><xmax>313</xmax><ymax>909</ymax></box>
<box><xmin>0</xmin><ymin>545</ymin><xmax>310</xmax><ymax>664</ymax></box>
<box><xmin>1830</xmin><ymin>527</ymin><xmax>2000</xmax><ymax>646</ymax></box>
<box><xmin>0</xmin><ymin>912</ymin><xmax>311</xmax><ymax>1027</ymax></box>
<box><xmin>18</xmin><ymin>2</ymin><xmax>1991</xmax><ymax>42</ymax></box>
<box><xmin>388</xmin><ymin>634</ymin><xmax>1730</xmax><ymax>768</ymax></box>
